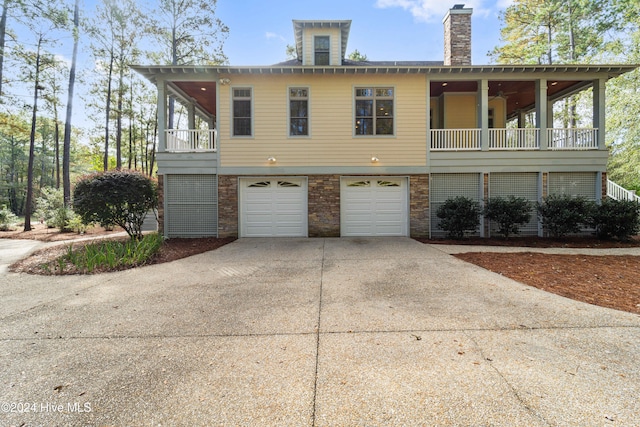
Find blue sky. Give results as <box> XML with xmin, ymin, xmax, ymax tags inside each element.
<box><xmin>215</xmin><ymin>0</ymin><xmax>512</xmax><ymax>65</ymax></box>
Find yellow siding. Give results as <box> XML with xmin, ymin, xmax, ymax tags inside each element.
<box><xmin>302</xmin><ymin>28</ymin><xmax>342</xmax><ymax>65</ymax></box>
<box><xmin>489</xmin><ymin>97</ymin><xmax>506</xmax><ymax>128</ymax></box>
<box><xmin>219</xmin><ymin>74</ymin><xmax>427</xmax><ymax>167</ymax></box>
<box><xmin>443</xmin><ymin>93</ymin><xmax>477</xmax><ymax>128</ymax></box>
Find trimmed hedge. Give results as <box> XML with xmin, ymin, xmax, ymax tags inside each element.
<box><xmin>436</xmin><ymin>196</ymin><xmax>481</xmax><ymax>239</ymax></box>
<box><xmin>484</xmin><ymin>196</ymin><xmax>532</xmax><ymax>238</ymax></box>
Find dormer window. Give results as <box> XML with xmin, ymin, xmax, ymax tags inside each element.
<box><xmin>314</xmin><ymin>36</ymin><xmax>330</xmax><ymax>65</ymax></box>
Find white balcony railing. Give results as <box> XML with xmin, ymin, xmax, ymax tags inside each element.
<box><xmin>489</xmin><ymin>128</ymin><xmax>539</xmax><ymax>150</ymax></box>
<box><xmin>165</xmin><ymin>129</ymin><xmax>217</xmax><ymax>152</ymax></box>
<box><xmin>431</xmin><ymin>129</ymin><xmax>481</xmax><ymax>151</ymax></box>
<box><xmin>431</xmin><ymin>128</ymin><xmax>599</xmax><ymax>151</ymax></box>
<box><xmin>548</xmin><ymin>128</ymin><xmax>598</xmax><ymax>150</ymax></box>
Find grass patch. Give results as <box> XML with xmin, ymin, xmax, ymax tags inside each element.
<box><xmin>45</xmin><ymin>233</ymin><xmax>164</xmax><ymax>274</ymax></box>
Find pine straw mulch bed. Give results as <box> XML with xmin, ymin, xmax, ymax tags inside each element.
<box><xmin>418</xmin><ymin>236</ymin><xmax>640</xmax><ymax>315</ymax></box>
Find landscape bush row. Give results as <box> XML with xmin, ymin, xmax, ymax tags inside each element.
<box><xmin>436</xmin><ymin>194</ymin><xmax>640</xmax><ymax>240</ymax></box>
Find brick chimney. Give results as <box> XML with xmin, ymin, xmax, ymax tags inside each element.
<box><xmin>443</xmin><ymin>4</ymin><xmax>472</xmax><ymax>66</ymax></box>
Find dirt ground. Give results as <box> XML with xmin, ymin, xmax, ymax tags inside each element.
<box><xmin>3</xmin><ymin>225</ymin><xmax>640</xmax><ymax>315</ymax></box>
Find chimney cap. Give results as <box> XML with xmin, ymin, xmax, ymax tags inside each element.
<box><xmin>452</xmin><ymin>4</ymin><xmax>465</xmax><ymax>9</ymax></box>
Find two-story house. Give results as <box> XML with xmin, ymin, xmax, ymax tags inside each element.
<box><xmin>133</xmin><ymin>5</ymin><xmax>636</xmax><ymax>239</ymax></box>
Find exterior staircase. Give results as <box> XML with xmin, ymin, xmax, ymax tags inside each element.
<box><xmin>607</xmin><ymin>179</ymin><xmax>640</xmax><ymax>202</ymax></box>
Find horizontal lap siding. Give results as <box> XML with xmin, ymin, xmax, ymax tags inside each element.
<box><xmin>219</xmin><ymin>74</ymin><xmax>427</xmax><ymax>167</ymax></box>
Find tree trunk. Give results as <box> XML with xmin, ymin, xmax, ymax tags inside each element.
<box><xmin>104</xmin><ymin>52</ymin><xmax>114</xmax><ymax>171</ymax></box>
<box><xmin>0</xmin><ymin>0</ymin><xmax>8</xmax><ymax>98</ymax></box>
<box><xmin>115</xmin><ymin>60</ymin><xmax>124</xmax><ymax>170</ymax></box>
<box><xmin>54</xmin><ymin>115</ymin><xmax>60</xmax><ymax>188</ymax></box>
<box><xmin>25</xmin><ymin>37</ymin><xmax>43</xmax><ymax>231</ymax></box>
<box><xmin>63</xmin><ymin>0</ymin><xmax>79</xmax><ymax>205</ymax></box>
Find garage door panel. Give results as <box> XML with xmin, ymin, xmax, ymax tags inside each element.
<box><xmin>341</xmin><ymin>177</ymin><xmax>408</xmax><ymax>237</ymax></box>
<box><xmin>240</xmin><ymin>178</ymin><xmax>307</xmax><ymax>237</ymax></box>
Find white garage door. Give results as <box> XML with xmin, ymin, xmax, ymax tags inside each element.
<box><xmin>341</xmin><ymin>177</ymin><xmax>408</xmax><ymax>236</ymax></box>
<box><xmin>240</xmin><ymin>178</ymin><xmax>307</xmax><ymax>237</ymax></box>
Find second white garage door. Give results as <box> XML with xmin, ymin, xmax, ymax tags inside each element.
<box><xmin>240</xmin><ymin>178</ymin><xmax>308</xmax><ymax>237</ymax></box>
<box><xmin>341</xmin><ymin>177</ymin><xmax>409</xmax><ymax>236</ymax></box>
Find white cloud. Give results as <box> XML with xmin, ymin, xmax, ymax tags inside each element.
<box><xmin>375</xmin><ymin>0</ymin><xmax>493</xmax><ymax>22</ymax></box>
<box><xmin>265</xmin><ymin>32</ymin><xmax>286</xmax><ymax>42</ymax></box>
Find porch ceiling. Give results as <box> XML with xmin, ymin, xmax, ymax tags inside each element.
<box><xmin>173</xmin><ymin>81</ymin><xmax>217</xmax><ymax>116</ymax></box>
<box><xmin>430</xmin><ymin>80</ymin><xmax>584</xmax><ymax>117</ymax></box>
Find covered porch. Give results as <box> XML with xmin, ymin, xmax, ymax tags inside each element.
<box><xmin>427</xmin><ymin>67</ymin><xmax>613</xmax><ymax>152</ymax></box>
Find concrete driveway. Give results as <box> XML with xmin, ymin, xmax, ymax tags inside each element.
<box><xmin>1</xmin><ymin>237</ymin><xmax>639</xmax><ymax>426</ymax></box>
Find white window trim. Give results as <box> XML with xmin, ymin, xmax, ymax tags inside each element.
<box><xmin>353</xmin><ymin>85</ymin><xmax>396</xmax><ymax>138</ymax></box>
<box><xmin>287</xmin><ymin>86</ymin><xmax>311</xmax><ymax>138</ymax></box>
<box><xmin>231</xmin><ymin>85</ymin><xmax>254</xmax><ymax>138</ymax></box>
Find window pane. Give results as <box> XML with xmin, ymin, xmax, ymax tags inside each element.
<box><xmin>233</xmin><ymin>89</ymin><xmax>251</xmax><ymax>98</ymax></box>
<box><xmin>290</xmin><ymin>88</ymin><xmax>308</xmax><ymax>98</ymax></box>
<box><xmin>315</xmin><ymin>36</ymin><xmax>330</xmax><ymax>50</ymax></box>
<box><xmin>376</xmin><ymin>118</ymin><xmax>393</xmax><ymax>135</ymax></box>
<box><xmin>355</xmin><ymin>118</ymin><xmax>373</xmax><ymax>135</ymax></box>
<box><xmin>355</xmin><ymin>100</ymin><xmax>373</xmax><ymax>117</ymax></box>
<box><xmin>233</xmin><ymin>100</ymin><xmax>251</xmax><ymax>118</ymax></box>
<box><xmin>290</xmin><ymin>118</ymin><xmax>308</xmax><ymax>136</ymax></box>
<box><xmin>315</xmin><ymin>52</ymin><xmax>329</xmax><ymax>65</ymax></box>
<box><xmin>290</xmin><ymin>100</ymin><xmax>308</xmax><ymax>118</ymax></box>
<box><xmin>356</xmin><ymin>88</ymin><xmax>373</xmax><ymax>97</ymax></box>
<box><xmin>376</xmin><ymin>100</ymin><xmax>393</xmax><ymax>117</ymax></box>
<box><xmin>376</xmin><ymin>88</ymin><xmax>393</xmax><ymax>97</ymax></box>
<box><xmin>234</xmin><ymin>118</ymin><xmax>251</xmax><ymax>136</ymax></box>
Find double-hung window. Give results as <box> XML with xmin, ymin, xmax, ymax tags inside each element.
<box><xmin>314</xmin><ymin>36</ymin><xmax>330</xmax><ymax>65</ymax></box>
<box><xmin>355</xmin><ymin>87</ymin><xmax>394</xmax><ymax>136</ymax></box>
<box><xmin>289</xmin><ymin>87</ymin><xmax>309</xmax><ymax>136</ymax></box>
<box><xmin>232</xmin><ymin>88</ymin><xmax>252</xmax><ymax>136</ymax></box>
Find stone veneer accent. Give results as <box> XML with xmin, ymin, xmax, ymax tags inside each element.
<box><xmin>217</xmin><ymin>175</ymin><xmax>239</xmax><ymax>238</ymax></box>
<box><xmin>443</xmin><ymin>7</ymin><xmax>472</xmax><ymax>66</ymax></box>
<box><xmin>409</xmin><ymin>175</ymin><xmax>430</xmax><ymax>238</ymax></box>
<box><xmin>308</xmin><ymin>175</ymin><xmax>341</xmax><ymax>237</ymax></box>
<box><xmin>157</xmin><ymin>175</ymin><xmax>165</xmax><ymax>235</ymax></box>
<box><xmin>601</xmin><ymin>172</ymin><xmax>607</xmax><ymax>200</ymax></box>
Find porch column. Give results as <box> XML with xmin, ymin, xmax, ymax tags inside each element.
<box><xmin>426</xmin><ymin>76</ymin><xmax>431</xmax><ymax>160</ymax></box>
<box><xmin>593</xmin><ymin>78</ymin><xmax>606</xmax><ymax>150</ymax></box>
<box><xmin>157</xmin><ymin>79</ymin><xmax>167</xmax><ymax>152</ymax></box>
<box><xmin>187</xmin><ymin>101</ymin><xmax>196</xmax><ymax>130</ymax></box>
<box><xmin>478</xmin><ymin>79</ymin><xmax>489</xmax><ymax>151</ymax></box>
<box><xmin>517</xmin><ymin>110</ymin><xmax>526</xmax><ymax>128</ymax></box>
<box><xmin>536</xmin><ymin>79</ymin><xmax>548</xmax><ymax>150</ymax></box>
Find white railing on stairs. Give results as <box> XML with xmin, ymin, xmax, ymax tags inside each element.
<box><xmin>607</xmin><ymin>179</ymin><xmax>640</xmax><ymax>202</ymax></box>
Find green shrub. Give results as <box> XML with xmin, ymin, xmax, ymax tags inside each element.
<box><xmin>73</xmin><ymin>170</ymin><xmax>158</xmax><ymax>240</ymax></box>
<box><xmin>0</xmin><ymin>205</ymin><xmax>19</xmax><ymax>231</ymax></box>
<box><xmin>484</xmin><ymin>196</ymin><xmax>532</xmax><ymax>238</ymax></box>
<box><xmin>436</xmin><ymin>196</ymin><xmax>481</xmax><ymax>239</ymax></box>
<box><xmin>537</xmin><ymin>194</ymin><xmax>595</xmax><ymax>238</ymax></box>
<box><xmin>589</xmin><ymin>198</ymin><xmax>640</xmax><ymax>240</ymax></box>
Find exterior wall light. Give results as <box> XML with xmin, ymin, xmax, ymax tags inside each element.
<box><xmin>219</xmin><ymin>78</ymin><xmax>231</xmax><ymax>85</ymax></box>
<box><xmin>371</xmin><ymin>156</ymin><xmax>379</xmax><ymax>163</ymax></box>
<box><xmin>267</xmin><ymin>156</ymin><xmax>277</xmax><ymax>163</ymax></box>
